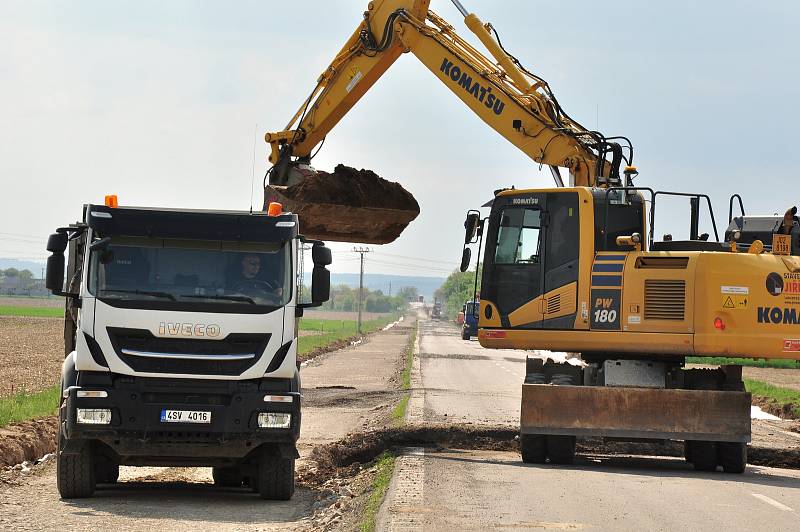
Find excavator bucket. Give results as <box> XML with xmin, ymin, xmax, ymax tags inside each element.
<box><xmin>264</xmin><ymin>164</ymin><xmax>420</xmax><ymax>244</ymax></box>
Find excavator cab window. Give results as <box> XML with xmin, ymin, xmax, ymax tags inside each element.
<box><xmin>495</xmin><ymin>209</ymin><xmax>541</xmax><ymax>264</ymax></box>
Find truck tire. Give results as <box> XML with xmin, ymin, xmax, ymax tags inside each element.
<box><xmin>718</xmin><ymin>442</ymin><xmax>747</xmax><ymax>474</ymax></box>
<box><xmin>547</xmin><ymin>435</ymin><xmax>576</xmax><ymax>465</ymax></box>
<box><xmin>687</xmin><ymin>441</ymin><xmax>718</xmax><ymax>472</ymax></box>
<box><xmin>461</xmin><ymin>329</ymin><xmax>470</xmax><ymax>340</ymax></box>
<box><xmin>213</xmin><ymin>466</ymin><xmax>244</xmax><ymax>487</ymax></box>
<box><xmin>520</xmin><ymin>434</ymin><xmax>546</xmax><ymax>464</ymax></box>
<box><xmin>258</xmin><ymin>454</ymin><xmax>295</xmax><ymax>500</ymax></box>
<box><xmin>57</xmin><ymin>438</ymin><xmax>96</xmax><ymax>499</ymax></box>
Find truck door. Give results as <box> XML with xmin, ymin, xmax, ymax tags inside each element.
<box><xmin>540</xmin><ymin>192</ymin><xmax>580</xmax><ymax>329</ymax></box>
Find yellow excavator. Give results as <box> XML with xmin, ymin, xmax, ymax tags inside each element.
<box><xmin>266</xmin><ymin>0</ymin><xmax>800</xmax><ymax>473</ymax></box>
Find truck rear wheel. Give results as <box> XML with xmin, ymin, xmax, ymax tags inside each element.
<box><xmin>57</xmin><ymin>437</ymin><xmax>96</xmax><ymax>499</ymax></box>
<box><xmin>718</xmin><ymin>442</ymin><xmax>747</xmax><ymax>474</ymax></box>
<box><xmin>547</xmin><ymin>435</ymin><xmax>576</xmax><ymax>465</ymax></box>
<box><xmin>213</xmin><ymin>466</ymin><xmax>244</xmax><ymax>487</ymax></box>
<box><xmin>461</xmin><ymin>329</ymin><xmax>470</xmax><ymax>340</ymax></box>
<box><xmin>258</xmin><ymin>454</ymin><xmax>295</xmax><ymax>500</ymax></box>
<box><xmin>520</xmin><ymin>434</ymin><xmax>546</xmax><ymax>464</ymax></box>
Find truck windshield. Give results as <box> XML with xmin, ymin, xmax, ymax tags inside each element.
<box><xmin>88</xmin><ymin>236</ymin><xmax>291</xmax><ymax>308</ymax></box>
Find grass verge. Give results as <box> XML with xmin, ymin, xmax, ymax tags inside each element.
<box><xmin>687</xmin><ymin>356</ymin><xmax>800</xmax><ymax>369</ymax></box>
<box><xmin>745</xmin><ymin>379</ymin><xmax>800</xmax><ymax>418</ymax></box>
<box><xmin>0</xmin><ymin>305</ymin><xmax>62</xmax><ymax>318</ymax></box>
<box><xmin>391</xmin><ymin>321</ymin><xmax>417</xmax><ymax>425</ymax></box>
<box><xmin>359</xmin><ymin>450</ymin><xmax>396</xmax><ymax>532</ymax></box>
<box><xmin>297</xmin><ymin>314</ymin><xmax>399</xmax><ymax>355</ymax></box>
<box><xmin>0</xmin><ymin>385</ymin><xmax>60</xmax><ymax>428</ymax></box>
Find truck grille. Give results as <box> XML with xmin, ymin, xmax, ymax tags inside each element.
<box><xmin>644</xmin><ymin>280</ymin><xmax>686</xmax><ymax>320</ymax></box>
<box><xmin>107</xmin><ymin>328</ymin><xmax>270</xmax><ymax>376</ymax></box>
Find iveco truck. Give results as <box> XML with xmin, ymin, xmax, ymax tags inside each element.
<box><xmin>46</xmin><ymin>197</ymin><xmax>331</xmax><ymax>499</ymax></box>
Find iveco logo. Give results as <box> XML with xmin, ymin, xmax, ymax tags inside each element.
<box><xmin>158</xmin><ymin>322</ymin><xmax>221</xmax><ymax>337</ymax></box>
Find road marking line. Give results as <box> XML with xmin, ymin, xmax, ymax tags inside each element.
<box><xmin>751</xmin><ymin>493</ymin><xmax>795</xmax><ymax>512</ymax></box>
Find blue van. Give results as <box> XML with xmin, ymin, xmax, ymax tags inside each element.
<box><xmin>462</xmin><ymin>300</ymin><xmax>479</xmax><ymax>340</ymax></box>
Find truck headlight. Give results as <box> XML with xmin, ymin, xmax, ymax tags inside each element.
<box><xmin>76</xmin><ymin>408</ymin><xmax>112</xmax><ymax>425</ymax></box>
<box><xmin>258</xmin><ymin>412</ymin><xmax>291</xmax><ymax>429</ymax></box>
<box><xmin>77</xmin><ymin>390</ymin><xmax>108</xmax><ymax>398</ymax></box>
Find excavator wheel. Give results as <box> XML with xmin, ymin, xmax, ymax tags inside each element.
<box><xmin>520</xmin><ymin>434</ymin><xmax>547</xmax><ymax>464</ymax></box>
<box><xmin>718</xmin><ymin>442</ymin><xmax>747</xmax><ymax>474</ymax></box>
<box><xmin>547</xmin><ymin>436</ymin><xmax>577</xmax><ymax>465</ymax></box>
<box><xmin>687</xmin><ymin>441</ymin><xmax>718</xmax><ymax>472</ymax></box>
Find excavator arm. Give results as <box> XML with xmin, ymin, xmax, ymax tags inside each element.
<box><xmin>265</xmin><ymin>0</ymin><xmax>634</xmax><ymax>243</ymax></box>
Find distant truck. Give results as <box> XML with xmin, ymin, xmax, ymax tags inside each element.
<box><xmin>431</xmin><ymin>301</ymin><xmax>443</xmax><ymax>320</ymax></box>
<box><xmin>461</xmin><ymin>300</ymin><xmax>479</xmax><ymax>340</ymax></box>
<box><xmin>46</xmin><ymin>198</ymin><xmax>331</xmax><ymax>499</ymax></box>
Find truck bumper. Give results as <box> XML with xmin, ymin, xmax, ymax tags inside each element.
<box><xmin>521</xmin><ymin>384</ymin><xmax>751</xmax><ymax>443</ymax></box>
<box><xmin>62</xmin><ymin>377</ymin><xmax>300</xmax><ymax>464</ymax></box>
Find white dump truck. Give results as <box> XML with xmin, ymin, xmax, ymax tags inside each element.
<box><xmin>46</xmin><ymin>197</ymin><xmax>331</xmax><ymax>499</ymax></box>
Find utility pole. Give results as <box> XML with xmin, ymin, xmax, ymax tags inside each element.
<box><xmin>353</xmin><ymin>247</ymin><xmax>372</xmax><ymax>335</ymax></box>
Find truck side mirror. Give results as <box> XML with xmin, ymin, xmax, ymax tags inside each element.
<box><xmin>46</xmin><ymin>253</ymin><xmax>65</xmax><ymax>292</ymax></box>
<box><xmin>312</xmin><ymin>243</ymin><xmax>332</xmax><ymax>266</ymax></box>
<box><xmin>464</xmin><ymin>211</ymin><xmax>480</xmax><ymax>244</ymax></box>
<box><xmin>460</xmin><ymin>247</ymin><xmax>471</xmax><ymax>272</ymax></box>
<box><xmin>47</xmin><ymin>232</ymin><xmax>68</xmax><ymax>253</ymax></box>
<box><xmin>311</xmin><ymin>266</ymin><xmax>330</xmax><ymax>305</ymax></box>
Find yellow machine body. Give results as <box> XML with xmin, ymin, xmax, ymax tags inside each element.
<box><xmin>477</xmin><ymin>187</ymin><xmax>800</xmax><ymax>362</ymax></box>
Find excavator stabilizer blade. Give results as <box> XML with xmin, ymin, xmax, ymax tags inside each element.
<box><xmin>264</xmin><ymin>165</ymin><xmax>419</xmax><ymax>244</ymax></box>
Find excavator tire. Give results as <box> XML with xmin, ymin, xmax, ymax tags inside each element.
<box><xmin>547</xmin><ymin>436</ymin><xmax>577</xmax><ymax>465</ymax></box>
<box><xmin>687</xmin><ymin>441</ymin><xmax>718</xmax><ymax>472</ymax></box>
<box><xmin>520</xmin><ymin>434</ymin><xmax>546</xmax><ymax>464</ymax></box>
<box><xmin>265</xmin><ymin>164</ymin><xmax>419</xmax><ymax>245</ymax></box>
<box><xmin>718</xmin><ymin>442</ymin><xmax>747</xmax><ymax>474</ymax></box>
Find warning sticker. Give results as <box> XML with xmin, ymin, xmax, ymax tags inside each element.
<box><xmin>721</xmin><ymin>286</ymin><xmax>749</xmax><ymax>295</ymax></box>
<box><xmin>722</xmin><ymin>294</ymin><xmax>748</xmax><ymax>310</ymax></box>
<box><xmin>783</xmin><ymin>339</ymin><xmax>800</xmax><ymax>352</ymax></box>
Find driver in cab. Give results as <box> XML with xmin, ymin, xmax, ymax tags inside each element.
<box><xmin>229</xmin><ymin>253</ymin><xmax>283</xmax><ymax>301</ymax></box>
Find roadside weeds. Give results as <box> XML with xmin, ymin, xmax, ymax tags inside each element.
<box><xmin>358</xmin><ymin>451</ymin><xmax>396</xmax><ymax>532</ymax></box>
<box><xmin>747</xmin><ymin>378</ymin><xmax>800</xmax><ymax>419</ymax></box>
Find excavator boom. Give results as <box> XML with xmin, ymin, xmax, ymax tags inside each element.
<box><xmin>265</xmin><ymin>0</ymin><xmax>633</xmax><ymax>243</ymax></box>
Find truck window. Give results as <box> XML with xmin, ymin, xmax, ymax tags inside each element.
<box><xmin>88</xmin><ymin>237</ymin><xmax>292</xmax><ymax>308</ymax></box>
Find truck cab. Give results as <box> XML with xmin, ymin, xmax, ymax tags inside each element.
<box><xmin>461</xmin><ymin>300</ymin><xmax>479</xmax><ymax>340</ymax></box>
<box><xmin>46</xmin><ymin>200</ymin><xmax>331</xmax><ymax>499</ymax></box>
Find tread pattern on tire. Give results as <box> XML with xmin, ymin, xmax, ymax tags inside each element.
<box><xmin>258</xmin><ymin>455</ymin><xmax>295</xmax><ymax>500</ymax></box>
<box><xmin>57</xmin><ymin>440</ymin><xmax>96</xmax><ymax>499</ymax></box>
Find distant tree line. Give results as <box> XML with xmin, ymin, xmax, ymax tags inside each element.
<box><xmin>313</xmin><ymin>284</ymin><xmax>417</xmax><ymax>313</ymax></box>
<box><xmin>437</xmin><ymin>268</ymin><xmax>481</xmax><ymax>318</ymax></box>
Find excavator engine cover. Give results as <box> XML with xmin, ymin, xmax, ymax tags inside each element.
<box><xmin>264</xmin><ymin>164</ymin><xmax>420</xmax><ymax>244</ymax></box>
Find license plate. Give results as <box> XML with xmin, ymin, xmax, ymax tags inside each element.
<box><xmin>160</xmin><ymin>409</ymin><xmax>211</xmax><ymax>424</ymax></box>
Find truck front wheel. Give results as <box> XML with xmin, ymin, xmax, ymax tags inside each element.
<box><xmin>258</xmin><ymin>453</ymin><xmax>295</xmax><ymax>500</ymax></box>
<box><xmin>57</xmin><ymin>437</ymin><xmax>96</xmax><ymax>498</ymax></box>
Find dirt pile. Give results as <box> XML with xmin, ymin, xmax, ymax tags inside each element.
<box><xmin>265</xmin><ymin>164</ymin><xmax>419</xmax><ymax>244</ymax></box>
<box><xmin>0</xmin><ymin>417</ymin><xmax>58</xmax><ymax>468</ymax></box>
<box><xmin>281</xmin><ymin>164</ymin><xmax>419</xmax><ymax>211</ymax></box>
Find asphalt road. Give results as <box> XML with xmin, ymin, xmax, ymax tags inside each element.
<box><xmin>378</xmin><ymin>318</ymin><xmax>800</xmax><ymax>532</ymax></box>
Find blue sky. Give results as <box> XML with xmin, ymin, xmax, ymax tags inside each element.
<box><xmin>1</xmin><ymin>1</ymin><xmax>798</xmax><ymax>275</ymax></box>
